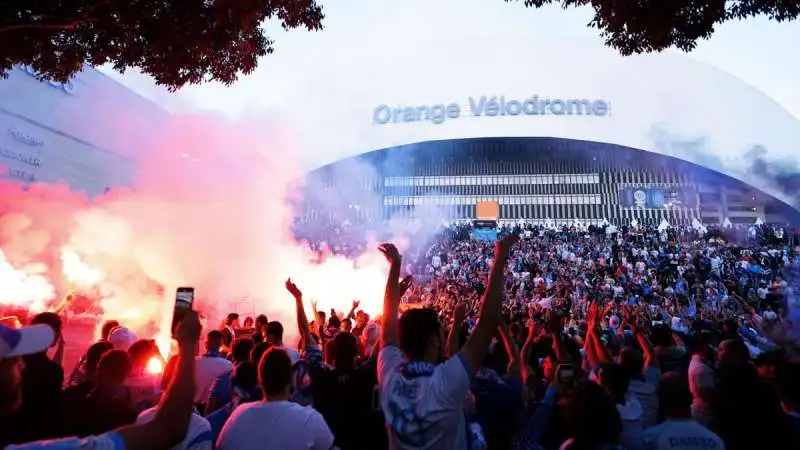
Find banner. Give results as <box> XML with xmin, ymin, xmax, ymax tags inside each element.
<box><xmin>472</xmin><ymin>229</ymin><xmax>498</xmax><ymax>242</ymax></box>
<box><xmin>619</xmin><ymin>188</ymin><xmax>668</xmax><ymax>208</ymax></box>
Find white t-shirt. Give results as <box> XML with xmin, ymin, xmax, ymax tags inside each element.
<box><xmin>617</xmin><ymin>393</ymin><xmax>644</xmax><ymax>450</ymax></box>
<box><xmin>642</xmin><ymin>419</ymin><xmax>725</xmax><ymax>450</ymax></box>
<box><xmin>216</xmin><ymin>401</ymin><xmax>333</xmax><ymax>450</ymax></box>
<box><xmin>628</xmin><ymin>366</ymin><xmax>660</xmax><ymax>429</ymax></box>
<box><xmin>195</xmin><ymin>355</ymin><xmax>233</xmax><ymax>403</ymax></box>
<box><xmin>136</xmin><ymin>407</ymin><xmax>212</xmax><ymax>450</ymax></box>
<box><xmin>688</xmin><ymin>355</ymin><xmax>714</xmax><ymax>420</ymax></box>
<box><xmin>378</xmin><ymin>345</ymin><xmax>472</xmax><ymax>450</ymax></box>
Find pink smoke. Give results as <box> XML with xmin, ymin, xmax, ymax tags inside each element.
<box><xmin>0</xmin><ymin>113</ymin><xmax>389</xmax><ymax>354</ymax></box>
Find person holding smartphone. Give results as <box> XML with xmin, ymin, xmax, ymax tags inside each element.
<box><xmin>4</xmin><ymin>309</ymin><xmax>203</xmax><ymax>450</ymax></box>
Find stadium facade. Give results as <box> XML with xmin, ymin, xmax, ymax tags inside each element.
<box><xmin>0</xmin><ymin>65</ymin><xmax>169</xmax><ymax>196</ymax></box>
<box><xmin>302</xmin><ymin>137</ymin><xmax>799</xmax><ymax>227</ymax></box>
<box><xmin>271</xmin><ymin>37</ymin><xmax>800</xmax><ymax>227</ymax></box>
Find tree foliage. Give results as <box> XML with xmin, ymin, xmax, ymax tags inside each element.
<box><xmin>0</xmin><ymin>0</ymin><xmax>324</xmax><ymax>90</ymax></box>
<box><xmin>510</xmin><ymin>0</ymin><xmax>799</xmax><ymax>55</ymax></box>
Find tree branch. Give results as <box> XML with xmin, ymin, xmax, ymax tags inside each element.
<box><xmin>0</xmin><ymin>0</ymin><xmax>111</xmax><ymax>34</ymax></box>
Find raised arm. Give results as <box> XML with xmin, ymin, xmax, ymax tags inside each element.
<box><xmin>521</xmin><ymin>318</ymin><xmax>542</xmax><ymax>385</ymax></box>
<box><xmin>460</xmin><ymin>233</ymin><xmax>518</xmax><ymax>373</ymax></box>
<box><xmin>446</xmin><ymin>301</ymin><xmax>467</xmax><ymax>358</ymax></box>
<box><xmin>346</xmin><ymin>300</ymin><xmax>360</xmax><ymax>321</ymax></box>
<box><xmin>378</xmin><ymin>243</ymin><xmax>410</xmax><ymax>347</ymax></box>
<box><xmin>546</xmin><ymin>310</ymin><xmax>569</xmax><ymax>363</ymax></box>
<box><xmin>116</xmin><ymin>311</ymin><xmax>201</xmax><ymax>450</ymax></box>
<box><xmin>286</xmin><ymin>279</ymin><xmax>313</xmax><ymax>348</ymax></box>
<box><xmin>497</xmin><ymin>319</ymin><xmax>522</xmax><ymax>378</ymax></box>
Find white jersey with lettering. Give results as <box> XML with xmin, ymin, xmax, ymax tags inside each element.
<box><xmin>642</xmin><ymin>418</ymin><xmax>725</xmax><ymax>450</ymax></box>
<box><xmin>378</xmin><ymin>345</ymin><xmax>472</xmax><ymax>450</ymax></box>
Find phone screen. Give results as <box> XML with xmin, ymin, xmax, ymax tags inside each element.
<box><xmin>556</xmin><ymin>364</ymin><xmax>574</xmax><ymax>383</ymax></box>
<box><xmin>172</xmin><ymin>287</ymin><xmax>195</xmax><ymax>336</ymax></box>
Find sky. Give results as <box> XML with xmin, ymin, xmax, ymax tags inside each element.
<box><xmin>102</xmin><ymin>0</ymin><xmax>800</xmax><ymax>120</ymax></box>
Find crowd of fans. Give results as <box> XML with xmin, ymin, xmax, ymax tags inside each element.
<box><xmin>1</xmin><ymin>221</ymin><xmax>799</xmax><ymax>450</ymax></box>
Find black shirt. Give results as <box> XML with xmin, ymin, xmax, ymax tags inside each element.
<box><xmin>310</xmin><ymin>359</ymin><xmax>384</xmax><ymax>450</ymax></box>
<box><xmin>1</xmin><ymin>353</ymin><xmax>64</xmax><ymax>445</ymax></box>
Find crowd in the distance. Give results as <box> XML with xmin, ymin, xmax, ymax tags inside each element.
<box><xmin>0</xmin><ymin>221</ymin><xmax>799</xmax><ymax>450</ymax></box>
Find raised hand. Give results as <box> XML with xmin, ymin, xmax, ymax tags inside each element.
<box><xmin>285</xmin><ymin>278</ymin><xmax>302</xmax><ymax>299</ymax></box>
<box><xmin>352</xmin><ymin>300</ymin><xmax>360</xmax><ymax>310</ymax></box>
<box><xmin>176</xmin><ymin>310</ymin><xmax>202</xmax><ymax>346</ymax></box>
<box><xmin>496</xmin><ymin>233</ymin><xmax>520</xmax><ymax>256</ymax></box>
<box><xmin>378</xmin><ymin>242</ymin><xmax>402</xmax><ymax>265</ymax></box>
<box><xmin>398</xmin><ymin>275</ymin><xmax>414</xmax><ymax>297</ymax></box>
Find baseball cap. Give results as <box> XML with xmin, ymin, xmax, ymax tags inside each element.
<box><xmin>108</xmin><ymin>326</ymin><xmax>138</xmax><ymax>350</ymax></box>
<box><xmin>0</xmin><ymin>322</ymin><xmax>55</xmax><ymax>360</ymax></box>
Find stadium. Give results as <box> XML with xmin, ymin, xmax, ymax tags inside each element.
<box><xmin>0</xmin><ymin>64</ymin><xmax>170</xmax><ymax>196</ymax></box>
<box><xmin>1</xmin><ymin>37</ymin><xmax>800</xmax><ymax>228</ymax></box>
<box><xmin>271</xmin><ymin>36</ymin><xmax>800</xmax><ymax>228</ymax></box>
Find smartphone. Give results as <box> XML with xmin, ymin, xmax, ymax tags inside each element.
<box><xmin>172</xmin><ymin>287</ymin><xmax>195</xmax><ymax>336</ymax></box>
<box><xmin>555</xmin><ymin>363</ymin><xmax>574</xmax><ymax>384</ymax></box>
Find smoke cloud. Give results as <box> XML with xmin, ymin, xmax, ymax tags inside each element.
<box><xmin>0</xmin><ymin>112</ymin><xmax>398</xmax><ymax>351</ymax></box>
<box><xmin>647</xmin><ymin>124</ymin><xmax>800</xmax><ymax>210</ymax></box>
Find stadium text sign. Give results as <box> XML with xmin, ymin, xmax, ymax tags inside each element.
<box><xmin>373</xmin><ymin>96</ymin><xmax>610</xmax><ymax>125</ymax></box>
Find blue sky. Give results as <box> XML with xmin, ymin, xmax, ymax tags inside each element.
<box><xmin>104</xmin><ymin>0</ymin><xmax>800</xmax><ymax>120</ymax></box>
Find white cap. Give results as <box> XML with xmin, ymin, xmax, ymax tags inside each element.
<box><xmin>108</xmin><ymin>326</ymin><xmax>138</xmax><ymax>350</ymax></box>
<box><xmin>0</xmin><ymin>323</ymin><xmax>54</xmax><ymax>360</ymax></box>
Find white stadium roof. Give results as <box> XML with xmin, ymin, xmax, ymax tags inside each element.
<box><xmin>273</xmin><ymin>35</ymin><xmax>800</xmax><ymax>208</ymax></box>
